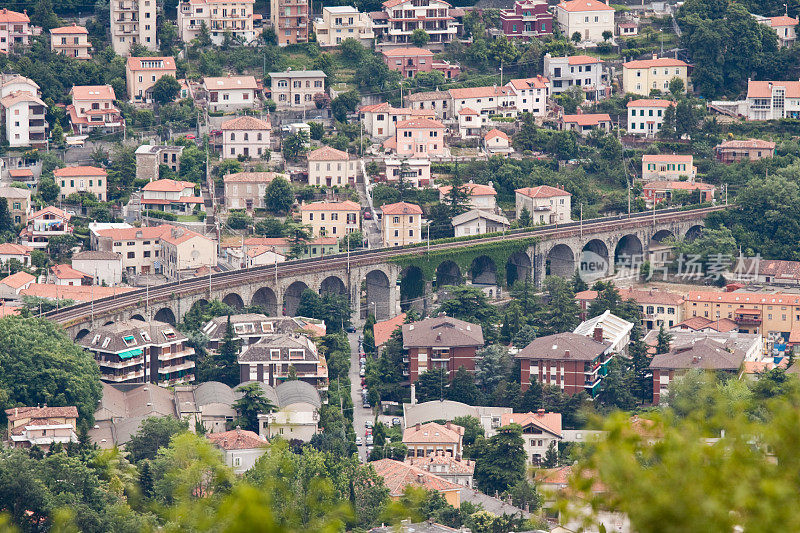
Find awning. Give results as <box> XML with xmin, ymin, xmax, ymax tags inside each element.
<box><xmin>119</xmin><ymin>348</ymin><xmax>143</xmax><ymax>360</ymax></box>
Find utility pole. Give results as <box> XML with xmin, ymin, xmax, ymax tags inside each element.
<box><xmin>580</xmin><ymin>203</ymin><xmax>583</xmax><ymax>240</ymax></box>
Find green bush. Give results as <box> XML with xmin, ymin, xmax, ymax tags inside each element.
<box><xmin>144</xmin><ymin>210</ymin><xmax>178</xmax><ymax>221</ymax></box>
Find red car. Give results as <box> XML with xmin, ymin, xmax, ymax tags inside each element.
<box><xmin>363</xmin><ymin>210</ymin><xmax>372</xmax><ymax>220</ymax></box>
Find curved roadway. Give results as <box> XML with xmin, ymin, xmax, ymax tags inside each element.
<box><xmin>46</xmin><ymin>205</ymin><xmax>726</xmax><ymax>327</ymax></box>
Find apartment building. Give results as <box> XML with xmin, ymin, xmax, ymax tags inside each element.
<box><xmin>544</xmin><ymin>54</ymin><xmax>608</xmax><ymax>100</ymax></box>
<box><xmin>683</xmin><ymin>290</ymin><xmax>800</xmax><ymax>338</ymax></box>
<box><xmin>0</xmin><ymin>89</ymin><xmax>47</xmax><ymax>149</ymax></box>
<box><xmin>126</xmin><ymin>56</ymin><xmax>177</xmax><ymax>103</ymax></box>
<box><xmin>68</xmin><ymin>85</ymin><xmax>125</xmax><ymax>134</ymax></box>
<box><xmin>500</xmin><ymin>0</ymin><xmax>553</xmax><ymax>39</ymax></box>
<box><xmin>54</xmin><ymin>166</ymin><xmax>108</xmax><ymax>201</ymax></box>
<box><xmin>622</xmin><ymin>55</ymin><xmax>689</xmax><ymax>96</ymax></box>
<box><xmin>360</xmin><ymin>102</ymin><xmax>435</xmax><ymax>139</ymax></box>
<box><xmin>177</xmin><ymin>0</ymin><xmax>256</xmax><ymax>45</ymax></box>
<box><xmin>506</xmin><ymin>76</ymin><xmax>549</xmax><ymax>116</ymax></box>
<box><xmin>626</xmin><ymin>99</ymin><xmax>675</xmax><ymax>137</ymax></box>
<box><xmin>406</xmin><ymin>90</ymin><xmax>452</xmax><ymax>120</ymax></box>
<box><xmin>135</xmin><ymin>144</ymin><xmax>184</xmax><ymax>181</ymax></box>
<box><xmin>300</xmin><ymin>200</ymin><xmax>361</xmax><ymax>238</ymax></box>
<box><xmin>268</xmin><ymin>70</ymin><xmax>326</xmax><ymax>110</ymax></box>
<box><xmin>0</xmin><ymin>9</ymin><xmax>33</xmax><ymax>53</ymax></box>
<box><xmin>110</xmin><ymin>0</ymin><xmax>157</xmax><ymax>56</ymax></box>
<box><xmin>382</xmin><ymin>47</ymin><xmax>460</xmax><ymax>79</ymax></box>
<box><xmin>555</xmin><ymin>0</ymin><xmax>614</xmax><ymax>43</ymax></box>
<box><xmin>438</xmin><ymin>182</ymin><xmax>497</xmax><ymax>210</ymax></box>
<box><xmin>92</xmin><ymin>225</ymin><xmax>166</xmax><ymax>274</ymax></box>
<box><xmin>378</xmin><ymin>0</ymin><xmax>459</xmax><ymax>48</ymax></box>
<box><xmin>160</xmin><ymin>226</ymin><xmax>217</xmax><ymax>280</ymax></box>
<box><xmin>238</xmin><ymin>333</ymin><xmax>328</xmax><ymax>388</ymax></box>
<box><xmin>714</xmin><ymin>139</ymin><xmax>776</xmax><ymax>163</ymax></box>
<box><xmin>392</xmin><ymin>117</ymin><xmax>447</xmax><ymax>158</ymax></box>
<box><xmin>19</xmin><ymin>206</ymin><xmax>72</xmax><ymax>249</ymax></box>
<box><xmin>314</xmin><ymin>6</ymin><xmax>374</xmax><ymax>47</ymax></box>
<box><xmin>514</xmin><ymin>185</ymin><xmax>572</xmax><ymax>224</ymax></box>
<box><xmin>642</xmin><ymin>181</ymin><xmax>715</xmax><ymax>208</ymax></box>
<box><xmin>560</xmin><ymin>113</ymin><xmax>612</xmax><ymax>135</ymax></box>
<box><xmin>576</xmin><ymin>287</ymin><xmax>684</xmax><ymax>330</ymax></box>
<box><xmin>306</xmin><ymin>145</ymin><xmax>356</xmax><ymax>187</ymax></box>
<box><xmin>224</xmin><ymin>171</ymin><xmax>284</xmax><ymax>210</ymax></box>
<box><xmin>270</xmin><ymin>0</ymin><xmax>310</xmax><ymax>46</ymax></box>
<box><xmin>79</xmin><ymin>319</ymin><xmax>195</xmax><ymax>385</ymax></box>
<box><xmin>516</xmin><ymin>332</ymin><xmax>613</xmax><ymax>397</ymax></box>
<box><xmin>641</xmin><ymin>154</ymin><xmax>696</xmax><ymax>181</ymax></box>
<box><xmin>381</xmin><ymin>201</ymin><xmax>422</xmax><ymax>247</ymax></box>
<box><xmin>5</xmin><ymin>406</ymin><xmax>78</xmax><ymax>451</ymax></box>
<box><xmin>203</xmin><ymin>75</ymin><xmax>258</xmax><ymax>113</ymax></box>
<box><xmin>501</xmin><ymin>411</ymin><xmax>562</xmax><ymax>466</ymax></box>
<box><xmin>0</xmin><ymin>186</ymin><xmax>31</xmax><ymax>225</ymax></box>
<box><xmin>744</xmin><ymin>79</ymin><xmax>800</xmax><ymax>120</ymax></box>
<box><xmin>50</xmin><ymin>24</ymin><xmax>91</xmax><ymax>59</ymax></box>
<box><xmin>449</xmin><ymin>85</ymin><xmax>518</xmax><ymax>122</ymax></box>
<box><xmin>402</xmin><ymin>315</ymin><xmax>484</xmax><ymax>383</ymax></box>
<box><xmin>221</xmin><ymin>115</ymin><xmax>271</xmax><ymax>159</ymax></box>
<box><xmin>141</xmin><ymin>178</ymin><xmax>203</xmax><ymax>214</ymax></box>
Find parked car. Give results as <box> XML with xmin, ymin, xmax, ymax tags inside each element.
<box><xmin>355</xmin><ymin>436</ymin><xmax>363</xmax><ymax>446</ymax></box>
<box><xmin>363</xmin><ymin>401</ymin><xmax>371</xmax><ymax>409</ymax></box>
<box><xmin>346</xmin><ymin>325</ymin><xmax>357</xmax><ymax>333</ymax></box>
<box><xmin>392</xmin><ymin>417</ymin><xmax>402</xmax><ymax>427</ymax></box>
<box><xmin>363</xmin><ymin>210</ymin><xmax>372</xmax><ymax>220</ymax></box>
<box><xmin>359</xmin><ymin>357</ymin><xmax>366</xmax><ymax>364</ymax></box>
<box><xmin>366</xmin><ymin>435</ymin><xmax>374</xmax><ymax>446</ymax></box>
<box><xmin>358</xmin><ymin>335</ymin><xmax>364</xmax><ymax>343</ymax></box>
<box><xmin>365</xmin><ymin>428</ymin><xmax>372</xmax><ymax>437</ymax></box>
<box><xmin>360</xmin><ymin>368</ymin><xmax>365</xmax><ymax>377</ymax></box>
<box><xmin>365</xmin><ymin>420</ymin><xmax>373</xmax><ymax>428</ymax></box>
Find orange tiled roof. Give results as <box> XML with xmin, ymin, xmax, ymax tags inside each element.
<box><xmin>371</xmin><ymin>458</ymin><xmax>463</xmax><ymax>497</ymax></box>
<box><xmin>405</xmin><ymin>452</ymin><xmax>475</xmax><ymax>474</ymax></box>
<box><xmin>143</xmin><ymin>179</ymin><xmax>196</xmax><ymax>192</ymax></box>
<box><xmin>403</xmin><ymin>421</ymin><xmax>464</xmax><ymax>445</ymax></box>
<box><xmin>300</xmin><ymin>200</ymin><xmax>361</xmax><ymax>211</ymax></box>
<box><xmin>380</xmin><ymin>201</ymin><xmax>422</xmax><ymax>215</ymax></box>
<box><xmin>20</xmin><ymin>283</ymin><xmax>135</xmax><ymax>302</ymax></box>
<box><xmin>54</xmin><ymin>166</ymin><xmax>107</xmax><ymax>177</ymax></box>
<box><xmin>382</xmin><ymin>47</ymin><xmax>434</xmax><ymax>57</ymax></box>
<box><xmin>746</xmin><ymin>80</ymin><xmax>800</xmax><ymax>99</ymax></box>
<box><xmin>30</xmin><ymin>206</ymin><xmax>70</xmax><ymax>221</ymax></box>
<box><xmin>307</xmin><ymin>145</ymin><xmax>349</xmax><ymax>161</ymax></box>
<box><xmin>0</xmin><ymin>271</ymin><xmax>35</xmax><ymax>289</ymax></box>
<box><xmin>643</xmin><ymin>181</ymin><xmax>714</xmax><ymax>192</ymax></box>
<box><xmin>515</xmin><ymin>185</ymin><xmax>571</xmax><ymax>198</ymax></box>
<box><xmin>438</xmin><ymin>183</ymin><xmax>496</xmax><ymax>196</ymax></box>
<box><xmin>223</xmin><ymin>171</ymin><xmax>282</xmax><ymax>183</ymax></box>
<box><xmin>395</xmin><ymin>117</ymin><xmax>445</xmax><ymax>129</ymax></box>
<box><xmin>221</xmin><ymin>115</ymin><xmax>271</xmax><ymax>131</ymax></box>
<box><xmin>0</xmin><ymin>243</ymin><xmax>31</xmax><ymax>256</ymax></box>
<box><xmin>5</xmin><ymin>405</ymin><xmax>78</xmax><ymax>422</ymax></box>
<box><xmin>567</xmin><ymin>55</ymin><xmax>604</xmax><ymax>65</ymax></box>
<box><xmin>484</xmin><ymin>128</ymin><xmax>509</xmax><ymax>141</ymax></box>
<box><xmin>207</xmin><ymin>428</ymin><xmax>268</xmax><ymax>450</ymax></box>
<box><xmin>507</xmin><ymin>75</ymin><xmax>549</xmax><ymax>90</ymax></box>
<box><xmin>557</xmin><ymin>0</ymin><xmax>614</xmax><ymax>11</ymax></box>
<box><xmin>71</xmin><ymin>85</ymin><xmax>115</xmax><ymax>101</ymax></box>
<box><xmin>449</xmin><ymin>86</ymin><xmax>515</xmax><ymax>99</ymax></box>
<box><xmin>685</xmin><ymin>290</ymin><xmax>800</xmax><ymax>305</ymax></box>
<box><xmin>501</xmin><ymin>411</ymin><xmax>562</xmax><ymax>436</ymax></box>
<box><xmin>0</xmin><ymin>8</ymin><xmax>29</xmax><ymax>23</ymax></box>
<box><xmin>458</xmin><ymin>107</ymin><xmax>479</xmax><ymax>116</ymax></box>
<box><xmin>769</xmin><ymin>15</ymin><xmax>798</xmax><ymax>26</ymax></box>
<box><xmin>623</xmin><ymin>57</ymin><xmax>688</xmax><ymax>69</ymax></box>
<box><xmin>126</xmin><ymin>56</ymin><xmax>176</xmax><ymax>71</ymax></box>
<box><xmin>203</xmin><ymin>75</ymin><xmax>258</xmax><ymax>90</ymax></box>
<box><xmin>561</xmin><ymin>113</ymin><xmax>611</xmax><ymax>126</ymax></box>
<box><xmin>627</xmin><ymin>99</ymin><xmax>676</xmax><ymax>108</ymax></box>
<box><xmin>374</xmin><ymin>313</ymin><xmax>406</xmax><ymax>347</ymax></box>
<box><xmin>642</xmin><ymin>154</ymin><xmax>693</xmax><ymax>163</ymax></box>
<box><xmin>50</xmin><ymin>23</ymin><xmax>88</xmax><ymax>34</ymax></box>
<box><xmin>51</xmin><ymin>264</ymin><xmax>87</xmax><ymax>280</ymax></box>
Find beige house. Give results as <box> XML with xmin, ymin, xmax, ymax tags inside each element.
<box><xmin>622</xmin><ymin>55</ymin><xmax>689</xmax><ymax>96</ymax></box>
<box><xmin>0</xmin><ymin>186</ymin><xmax>31</xmax><ymax>225</ymax></box>
<box><xmin>268</xmin><ymin>70</ymin><xmax>327</xmax><ymax>110</ymax></box>
<box><xmin>177</xmin><ymin>0</ymin><xmax>256</xmax><ymax>45</ymax></box>
<box><xmin>224</xmin><ymin>171</ymin><xmax>285</xmax><ymax>210</ymax></box>
<box><xmin>92</xmin><ymin>224</ymin><xmax>168</xmax><ymax>275</ymax></box>
<box><xmin>0</xmin><ymin>9</ymin><xmax>33</xmax><ymax>54</ymax></box>
<box><xmin>452</xmin><ymin>209</ymin><xmax>510</xmax><ymax>237</ymax></box>
<box><xmin>438</xmin><ymin>182</ymin><xmax>497</xmax><ymax>211</ymax></box>
<box><xmin>68</xmin><ymin>85</ymin><xmax>124</xmax><ymax>134</ymax></box>
<box><xmin>126</xmin><ymin>56</ymin><xmax>177</xmax><ymax>103</ymax></box>
<box><xmin>315</xmin><ymin>6</ymin><xmax>374</xmax><ymax>46</ymax></box>
<box><xmin>306</xmin><ymin>145</ymin><xmax>356</xmax><ymax>187</ymax></box>
<box><xmin>554</xmin><ymin>0</ymin><xmax>615</xmax><ymax>43</ymax></box>
<box><xmin>380</xmin><ymin>201</ymin><xmax>422</xmax><ymax>247</ymax></box>
<box><xmin>203</xmin><ymin>76</ymin><xmax>258</xmax><ymax>112</ymax></box>
<box><xmin>0</xmin><ymin>75</ymin><xmax>47</xmax><ymax>148</ymax></box>
<box><xmin>208</xmin><ymin>429</ymin><xmax>267</xmax><ymax>474</ymax></box>
<box><xmin>5</xmin><ymin>406</ymin><xmax>79</xmax><ymax>451</ymax></box>
<box><xmin>221</xmin><ymin>115</ymin><xmax>271</xmax><ymax>159</ymax></box>
<box><xmin>110</xmin><ymin>0</ymin><xmax>157</xmax><ymax>56</ymax></box>
<box><xmin>641</xmin><ymin>154</ymin><xmax>696</xmax><ymax>181</ymax></box>
<box><xmin>54</xmin><ymin>166</ymin><xmax>108</xmax><ymax>202</ymax></box>
<box><xmin>300</xmin><ymin>200</ymin><xmax>361</xmax><ymax>238</ymax></box>
<box><xmin>515</xmin><ymin>185</ymin><xmax>572</xmax><ymax>224</ymax></box>
<box><xmin>384</xmin><ymin>158</ymin><xmax>431</xmax><ymax>187</ymax></box>
<box><xmin>0</xmin><ymin>243</ymin><xmax>32</xmax><ymax>266</ymax></box>
<box><xmin>761</xmin><ymin>15</ymin><xmax>797</xmax><ymax>47</ymax></box>
<box><xmin>50</xmin><ymin>24</ymin><xmax>91</xmax><ymax>59</ymax></box>
<box><xmin>502</xmin><ymin>411</ymin><xmax>562</xmax><ymax>466</ymax></box>
<box><xmin>160</xmin><ymin>226</ymin><xmax>217</xmax><ymax>280</ymax></box>
<box><xmin>403</xmin><ymin>422</ymin><xmax>464</xmax><ymax>460</ymax></box>
<box><xmin>71</xmin><ymin>250</ymin><xmax>123</xmax><ymax>286</ymax></box>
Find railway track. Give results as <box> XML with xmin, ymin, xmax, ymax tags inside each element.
<box><xmin>46</xmin><ymin>205</ymin><xmax>726</xmax><ymax>326</ymax></box>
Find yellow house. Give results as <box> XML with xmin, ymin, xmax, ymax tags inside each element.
<box><xmin>300</xmin><ymin>200</ymin><xmax>361</xmax><ymax>238</ymax></box>
<box><xmin>380</xmin><ymin>201</ymin><xmax>422</xmax><ymax>247</ymax></box>
<box><xmin>622</xmin><ymin>55</ymin><xmax>689</xmax><ymax>96</ymax></box>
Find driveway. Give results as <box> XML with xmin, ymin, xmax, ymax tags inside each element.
<box><xmin>348</xmin><ymin>330</ymin><xmax>372</xmax><ymax>461</ymax></box>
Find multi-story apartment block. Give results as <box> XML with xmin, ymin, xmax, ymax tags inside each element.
<box><xmin>380</xmin><ymin>201</ymin><xmax>422</xmax><ymax>247</ymax></box>
<box><xmin>626</xmin><ymin>99</ymin><xmax>675</xmax><ymax>137</ymax></box>
<box><xmin>91</xmin><ymin>224</ymin><xmax>166</xmax><ymax>275</ymax></box>
<box><xmin>221</xmin><ymin>115</ymin><xmax>271</xmax><ymax>159</ymax></box>
<box><xmin>554</xmin><ymin>0</ymin><xmax>614</xmax><ymax>44</ymax></box>
<box><xmin>126</xmin><ymin>56</ymin><xmax>177</xmax><ymax>103</ymax></box>
<box><xmin>141</xmin><ymin>178</ymin><xmax>204</xmax><ymax>214</ymax></box>
<box><xmin>135</xmin><ymin>144</ymin><xmax>184</xmax><ymax>181</ymax></box>
<box><xmin>306</xmin><ymin>145</ymin><xmax>356</xmax><ymax>186</ymax></box>
<box><xmin>382</xmin><ymin>47</ymin><xmax>460</xmax><ymax>79</ymax></box>
<box><xmin>500</xmin><ymin>0</ymin><xmax>553</xmax><ymax>39</ymax></box>
<box><xmin>403</xmin><ymin>422</ymin><xmax>464</xmax><ymax>459</ymax></box>
<box><xmin>392</xmin><ymin>117</ymin><xmax>447</xmax><ymax>158</ymax></box>
<box><xmin>379</xmin><ymin>0</ymin><xmax>459</xmax><ymax>48</ymax></box>
<box><xmin>515</xmin><ymin>185</ymin><xmax>572</xmax><ymax>224</ymax></box>
<box><xmin>224</xmin><ymin>172</ymin><xmax>285</xmax><ymax>210</ymax></box>
<box><xmin>54</xmin><ymin>166</ymin><xmax>108</xmax><ymax>202</ymax></box>
<box><xmin>270</xmin><ymin>0</ymin><xmax>309</xmax><ymax>46</ymax></box>
<box><xmin>449</xmin><ymin>86</ymin><xmax>518</xmax><ymax>123</ymax></box>
<box><xmin>202</xmin><ymin>314</ymin><xmax>327</xmax><ymax>352</ymax></box>
<box><xmin>0</xmin><ymin>186</ymin><xmax>31</xmax><ymax>225</ymax></box>
<box><xmin>402</xmin><ymin>315</ymin><xmax>484</xmax><ymax>384</ymax></box>
<box><xmin>714</xmin><ymin>139</ymin><xmax>776</xmax><ymax>163</ymax></box>
<box><xmin>314</xmin><ymin>6</ymin><xmax>374</xmax><ymax>47</ymax></box>
<box><xmin>300</xmin><ymin>200</ymin><xmax>361</xmax><ymax>238</ymax></box>
<box><xmin>385</xmin><ymin>158</ymin><xmax>432</xmax><ymax>187</ymax></box>
<box><xmin>238</xmin><ymin>333</ymin><xmax>328</xmax><ymax>388</ymax></box>
<box><xmin>19</xmin><ymin>206</ymin><xmax>72</xmax><ymax>250</ymax></box>
<box><xmin>560</xmin><ymin>113</ymin><xmax>612</xmax><ymax>135</ymax></box>
<box><xmin>641</xmin><ymin>154</ymin><xmax>696</xmax><ymax>181</ymax></box>
<box><xmin>544</xmin><ymin>54</ymin><xmax>608</xmax><ymax>100</ymax></box>
<box><xmin>50</xmin><ymin>24</ymin><xmax>92</xmax><ymax>59</ymax></box>
<box><xmin>744</xmin><ymin>79</ymin><xmax>800</xmax><ymax>120</ymax></box>
<box><xmin>576</xmin><ymin>287</ymin><xmax>684</xmax><ymax>330</ymax></box>
<box><xmin>177</xmin><ymin>0</ymin><xmax>256</xmax><ymax>45</ymax></box>
<box><xmin>683</xmin><ymin>290</ymin><xmax>800</xmax><ymax>338</ymax></box>
<box><xmin>360</xmin><ymin>102</ymin><xmax>435</xmax><ymax>139</ymax></box>
<box><xmin>506</xmin><ymin>76</ymin><xmax>549</xmax><ymax>116</ymax></box>
<box><xmin>110</xmin><ymin>0</ymin><xmax>157</xmax><ymax>56</ymax></box>
<box><xmin>0</xmin><ymin>9</ymin><xmax>33</xmax><ymax>54</ymax></box>
<box><xmin>622</xmin><ymin>55</ymin><xmax>689</xmax><ymax>96</ymax></box>
<box><xmin>203</xmin><ymin>75</ymin><xmax>259</xmax><ymax>112</ymax></box>
<box><xmin>0</xmin><ymin>81</ymin><xmax>47</xmax><ymax>149</ymax></box>
<box><xmin>79</xmin><ymin>319</ymin><xmax>195</xmax><ymax>385</ymax></box>
<box><xmin>268</xmin><ymin>70</ymin><xmax>326</xmax><ymax>110</ymax></box>
<box><xmin>68</xmin><ymin>85</ymin><xmax>125</xmax><ymax>134</ymax></box>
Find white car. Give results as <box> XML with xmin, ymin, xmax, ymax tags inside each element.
<box><xmin>366</xmin><ymin>435</ymin><xmax>374</xmax><ymax>446</ymax></box>
<box><xmin>355</xmin><ymin>436</ymin><xmax>363</xmax><ymax>446</ymax></box>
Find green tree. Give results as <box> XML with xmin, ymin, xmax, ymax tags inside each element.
<box><xmin>628</xmin><ymin>323</ymin><xmax>652</xmax><ymax>404</ymax></box>
<box><xmin>538</xmin><ymin>276</ymin><xmax>580</xmax><ymax>336</ymax></box>
<box><xmin>151</xmin><ymin>75</ymin><xmax>181</xmax><ymax>105</ymax></box>
<box><xmin>411</xmin><ymin>28</ymin><xmax>430</xmax><ymax>47</ymax></box>
<box><xmin>555</xmin><ymin>85</ymin><xmax>585</xmax><ymax>114</ymax></box>
<box><xmin>226</xmin><ymin>210</ymin><xmax>252</xmax><ymax>230</ymax></box>
<box><xmin>282</xmin><ymin>130</ymin><xmax>310</xmax><ymax>162</ymax></box>
<box><xmin>474</xmin><ymin>345</ymin><xmax>512</xmax><ymax>396</ymax></box>
<box><xmin>602</xmin><ymin>30</ymin><xmax>613</xmax><ymax>41</ymax></box>
<box><xmin>571</xmin><ymin>31</ymin><xmax>582</xmax><ymax>44</ymax></box>
<box><xmin>32</xmin><ymin>0</ymin><xmax>59</xmax><ymax>31</ymax></box>
<box><xmin>598</xmin><ymin>357</ymin><xmax>637</xmax><ymax>411</ymax></box>
<box><xmin>38</xmin><ymin>177</ymin><xmax>60</xmax><ymax>204</ymax></box>
<box><xmin>543</xmin><ymin>441</ymin><xmax>559</xmax><ymax>467</ymax></box>
<box><xmin>285</xmin><ymin>221</ymin><xmax>313</xmax><ymax>259</ymax></box>
<box><xmin>447</xmin><ymin>366</ymin><xmax>483</xmax><ymax>405</ymax></box>
<box><xmin>308</xmin><ymin>121</ymin><xmax>324</xmax><ymax>140</ymax></box>
<box><xmin>264</xmin><ymin>176</ymin><xmax>295</xmax><ymax>214</ymax></box>
<box><xmin>452</xmin><ymin>415</ymin><xmax>485</xmax><ymax>455</ymax></box>
<box><xmin>126</xmin><ymin>416</ymin><xmax>190</xmax><ymax>463</ymax></box>
<box><xmin>472</xmin><ymin>424</ymin><xmax>527</xmax><ymax>494</ymax></box>
<box><xmin>415</xmin><ymin>368</ymin><xmax>449</xmax><ymax>402</ymax></box>
<box><xmin>233</xmin><ymin>383</ymin><xmax>275</xmax><ymax>432</ymax></box>
<box><xmin>517</xmin><ymin>206</ymin><xmax>532</xmax><ymax>227</ymax></box>
<box><xmin>669</xmin><ymin>76</ymin><xmax>685</xmax><ymax>96</ymax></box>
<box><xmin>201</xmin><ymin>315</ymin><xmax>241</xmax><ymax>386</ymax></box>
<box><xmin>330</xmin><ymin>90</ymin><xmax>361</xmax><ymax>122</ymax></box>
<box><xmin>656</xmin><ymin>324</ymin><xmax>672</xmax><ymax>355</ymax></box>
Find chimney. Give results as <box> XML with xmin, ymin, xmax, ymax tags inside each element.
<box><xmin>593</xmin><ymin>326</ymin><xmax>603</xmax><ymax>342</ymax></box>
<box><xmin>537</xmin><ymin>408</ymin><xmax>545</xmax><ymax>415</ymax></box>
<box><xmin>416</xmin><ymin>423</ymin><xmax>421</xmax><ymax>430</ymax></box>
<box><xmin>692</xmin><ymin>356</ymin><xmax>700</xmax><ymax>364</ymax></box>
<box><xmin>564</xmin><ymin>349</ymin><xmax>570</xmax><ymax>358</ymax></box>
<box><xmin>652</xmin><ymin>53</ymin><xmax>658</xmax><ymax>60</ymax></box>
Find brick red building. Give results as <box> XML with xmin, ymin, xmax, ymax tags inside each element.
<box><xmin>402</xmin><ymin>315</ymin><xmax>483</xmax><ymax>383</ymax></box>
<box><xmin>516</xmin><ymin>332</ymin><xmax>612</xmax><ymax>397</ymax></box>
<box><xmin>500</xmin><ymin>0</ymin><xmax>553</xmax><ymax>39</ymax></box>
<box><xmin>382</xmin><ymin>47</ymin><xmax>461</xmax><ymax>79</ymax></box>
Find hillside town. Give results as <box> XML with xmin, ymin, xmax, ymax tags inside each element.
<box><xmin>0</xmin><ymin>0</ymin><xmax>800</xmax><ymax>531</ymax></box>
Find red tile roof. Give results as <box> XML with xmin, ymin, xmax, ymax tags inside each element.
<box><xmin>405</xmin><ymin>452</ymin><xmax>475</xmax><ymax>474</ymax></box>
<box><xmin>142</xmin><ymin>179</ymin><xmax>196</xmax><ymax>192</ymax></box>
<box><xmin>746</xmin><ymin>80</ymin><xmax>800</xmax><ymax>99</ymax></box>
<box><xmin>438</xmin><ymin>183</ymin><xmax>496</xmax><ymax>196</ymax></box>
<box><xmin>623</xmin><ymin>57</ymin><xmax>688</xmax><ymax>69</ymax></box>
<box><xmin>382</xmin><ymin>47</ymin><xmax>434</xmax><ymax>57</ymax></box>
<box><xmin>567</xmin><ymin>55</ymin><xmax>604</xmax><ymax>65</ymax></box>
<box><xmin>29</xmin><ymin>206</ymin><xmax>70</xmax><ymax>221</ymax></box>
<box><xmin>71</xmin><ymin>85</ymin><xmax>115</xmax><ymax>101</ymax></box>
<box><xmin>374</xmin><ymin>313</ymin><xmax>406</xmax><ymax>347</ymax></box>
<box><xmin>223</xmin><ymin>171</ymin><xmax>282</xmax><ymax>183</ymax></box>
<box><xmin>458</xmin><ymin>107</ymin><xmax>478</xmax><ymax>116</ymax></box>
<box><xmin>126</xmin><ymin>56</ymin><xmax>177</xmax><ymax>71</ymax></box>
<box><xmin>769</xmin><ymin>15</ymin><xmax>798</xmax><ymax>26</ymax></box>
<box><xmin>371</xmin><ymin>458</ymin><xmax>463</xmax><ymax>497</ymax></box>
<box><xmin>507</xmin><ymin>75</ymin><xmax>549</xmax><ymax>90</ymax></box>
<box><xmin>685</xmin><ymin>290</ymin><xmax>800</xmax><ymax>305</ymax></box>
<box><xmin>0</xmin><ymin>243</ymin><xmax>31</xmax><ymax>256</ymax></box>
<box><xmin>0</xmin><ymin>271</ymin><xmax>35</xmax><ymax>289</ymax></box>
<box><xmin>203</xmin><ymin>75</ymin><xmax>258</xmax><ymax>90</ymax></box>
<box><xmin>716</xmin><ymin>139</ymin><xmax>776</xmax><ymax>150</ymax></box>
<box><xmin>557</xmin><ymin>0</ymin><xmax>614</xmax><ymax>11</ymax></box>
<box><xmin>207</xmin><ymin>428</ymin><xmax>268</xmax><ymax>450</ymax></box>
<box><xmin>51</xmin><ymin>264</ymin><xmax>87</xmax><ymax>280</ymax></box>
<box><xmin>5</xmin><ymin>405</ymin><xmax>78</xmax><ymax>422</ymax></box>
<box><xmin>643</xmin><ymin>181</ymin><xmax>714</xmax><ymax>192</ymax></box>
<box><xmin>642</xmin><ymin>154</ymin><xmax>693</xmax><ymax>163</ymax></box>
<box><xmin>395</xmin><ymin>117</ymin><xmax>446</xmax><ymax>129</ymax></box>
<box><xmin>449</xmin><ymin>86</ymin><xmax>515</xmax><ymax>99</ymax></box>
<box><xmin>381</xmin><ymin>201</ymin><xmax>422</xmax><ymax>215</ymax></box>
<box><xmin>7</xmin><ymin>169</ymin><xmax>33</xmax><ymax>178</ymax></box>
<box><xmin>0</xmin><ymin>8</ymin><xmax>29</xmax><ymax>23</ymax></box>
<box><xmin>627</xmin><ymin>99</ymin><xmax>676</xmax><ymax>108</ymax></box>
<box><xmin>403</xmin><ymin>421</ymin><xmax>464</xmax><ymax>445</ymax></box>
<box><xmin>515</xmin><ymin>185</ymin><xmax>571</xmax><ymax>198</ymax></box>
<box><xmin>484</xmin><ymin>128</ymin><xmax>509</xmax><ymax>141</ymax></box>
<box><xmin>54</xmin><ymin>166</ymin><xmax>107</xmax><ymax>177</ymax></box>
<box><xmin>50</xmin><ymin>23</ymin><xmax>88</xmax><ymax>34</ymax></box>
<box><xmin>300</xmin><ymin>200</ymin><xmax>361</xmax><ymax>211</ymax></box>
<box><xmin>307</xmin><ymin>145</ymin><xmax>349</xmax><ymax>161</ymax></box>
<box><xmin>501</xmin><ymin>411</ymin><xmax>562</xmax><ymax>437</ymax></box>
<box><xmin>221</xmin><ymin>115</ymin><xmax>271</xmax><ymax>131</ymax></box>
<box><xmin>160</xmin><ymin>226</ymin><xmax>209</xmax><ymax>246</ymax></box>
<box><xmin>20</xmin><ymin>283</ymin><xmax>135</xmax><ymax>302</ymax></box>
<box><xmin>562</xmin><ymin>113</ymin><xmax>611</xmax><ymax>126</ymax></box>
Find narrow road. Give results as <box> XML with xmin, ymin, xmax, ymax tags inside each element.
<box><xmin>348</xmin><ymin>330</ymin><xmax>372</xmax><ymax>461</ymax></box>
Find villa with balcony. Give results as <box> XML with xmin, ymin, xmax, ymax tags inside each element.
<box><xmin>376</xmin><ymin>0</ymin><xmax>459</xmax><ymax>50</ymax></box>
<box><xmin>238</xmin><ymin>333</ymin><xmax>329</xmax><ymax>390</ymax></box>
<box><xmin>19</xmin><ymin>206</ymin><xmax>72</xmax><ymax>249</ymax></box>
<box><xmin>68</xmin><ymin>85</ymin><xmax>125</xmax><ymax>134</ymax></box>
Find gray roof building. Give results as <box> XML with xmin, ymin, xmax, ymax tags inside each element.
<box><xmin>402</xmin><ymin>316</ymin><xmax>484</xmax><ymax>348</ymax></box>
<box><xmin>516</xmin><ymin>332</ymin><xmax>611</xmax><ymax>361</ymax></box>
<box><xmin>649</xmin><ymin>338</ymin><xmax>746</xmax><ymax>371</ymax></box>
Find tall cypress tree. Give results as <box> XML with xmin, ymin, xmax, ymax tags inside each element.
<box><xmin>215</xmin><ymin>315</ymin><xmax>241</xmax><ymax>386</ymax></box>
<box><xmin>628</xmin><ymin>323</ymin><xmax>653</xmax><ymax>404</ymax></box>
<box><xmin>656</xmin><ymin>324</ymin><xmax>673</xmax><ymax>355</ymax></box>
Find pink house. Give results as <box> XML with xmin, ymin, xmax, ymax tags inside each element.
<box><xmin>500</xmin><ymin>0</ymin><xmax>553</xmax><ymax>39</ymax></box>
<box><xmin>389</xmin><ymin>117</ymin><xmax>447</xmax><ymax>158</ymax></box>
<box><xmin>382</xmin><ymin>47</ymin><xmax>461</xmax><ymax>79</ymax></box>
